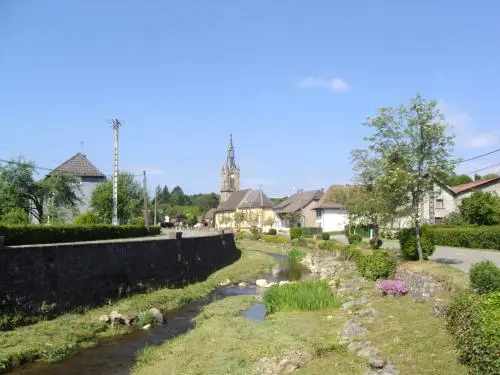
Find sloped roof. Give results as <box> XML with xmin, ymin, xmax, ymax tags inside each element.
<box><xmin>50</xmin><ymin>153</ymin><xmax>106</xmax><ymax>177</ymax></box>
<box><xmin>274</xmin><ymin>190</ymin><xmax>323</xmax><ymax>213</ymax></box>
<box><xmin>451</xmin><ymin>176</ymin><xmax>500</xmax><ymax>194</ymax></box>
<box><xmin>203</xmin><ymin>208</ymin><xmax>217</xmax><ymax>220</ymax></box>
<box><xmin>216</xmin><ymin>189</ymin><xmax>273</xmax><ymax>212</ymax></box>
<box><xmin>313</xmin><ymin>185</ymin><xmax>350</xmax><ymax>209</ymax></box>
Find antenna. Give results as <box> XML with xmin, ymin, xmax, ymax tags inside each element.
<box><xmin>80</xmin><ymin>141</ymin><xmax>84</xmax><ymax>153</ymax></box>
<box><xmin>109</xmin><ymin>118</ymin><xmax>123</xmax><ymax>225</ymax></box>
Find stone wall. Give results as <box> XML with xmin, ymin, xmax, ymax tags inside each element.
<box><xmin>0</xmin><ymin>234</ymin><xmax>239</xmax><ymax>321</ymax></box>
<box><xmin>395</xmin><ymin>268</ymin><xmax>442</xmax><ymax>299</ymax></box>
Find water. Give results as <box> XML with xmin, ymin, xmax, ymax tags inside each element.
<box><xmin>11</xmin><ymin>253</ymin><xmax>307</xmax><ymax>375</ymax></box>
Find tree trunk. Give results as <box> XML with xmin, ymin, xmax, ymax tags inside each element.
<box><xmin>414</xmin><ymin>218</ymin><xmax>424</xmax><ymax>261</ymax></box>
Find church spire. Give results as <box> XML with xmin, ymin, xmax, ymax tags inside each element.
<box><xmin>220</xmin><ymin>133</ymin><xmax>240</xmax><ymax>202</ymax></box>
<box><xmin>226</xmin><ymin>133</ymin><xmax>236</xmax><ymax>169</ymax></box>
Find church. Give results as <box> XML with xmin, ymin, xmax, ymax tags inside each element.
<box><xmin>213</xmin><ymin>135</ymin><xmax>274</xmax><ymax>230</ymax></box>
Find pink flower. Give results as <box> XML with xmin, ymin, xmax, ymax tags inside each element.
<box><xmin>378</xmin><ymin>280</ymin><xmax>408</xmax><ymax>296</ymax></box>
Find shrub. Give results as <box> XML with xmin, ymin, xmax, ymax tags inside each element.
<box><xmin>348</xmin><ymin>233</ymin><xmax>362</xmax><ymax>245</ymax></box>
<box><xmin>321</xmin><ymin>232</ymin><xmax>330</xmax><ymax>241</ymax></box>
<box><xmin>267</xmin><ymin>228</ymin><xmax>277</xmax><ymax>235</ymax></box>
<box><xmin>290</xmin><ymin>228</ymin><xmax>303</xmax><ymax>239</ymax></box>
<box><xmin>137</xmin><ymin>311</ymin><xmax>158</xmax><ymax>327</ymax></box>
<box><xmin>470</xmin><ymin>261</ymin><xmax>500</xmax><ymax>295</ymax></box>
<box><xmin>0</xmin><ymin>208</ymin><xmax>29</xmax><ymax>225</ymax></box>
<box><xmin>291</xmin><ymin>237</ymin><xmax>308</xmax><ymax>248</ymax></box>
<box><xmin>301</xmin><ymin>227</ymin><xmax>322</xmax><ymax>238</ymax></box>
<box><xmin>355</xmin><ymin>250</ymin><xmax>396</xmax><ymax>281</ymax></box>
<box><xmin>289</xmin><ymin>248</ymin><xmax>304</xmax><ymax>263</ymax></box>
<box><xmin>73</xmin><ymin>212</ymin><xmax>102</xmax><ymax>225</ymax></box>
<box><xmin>427</xmin><ymin>225</ymin><xmax>500</xmax><ymax>250</ymax></box>
<box><xmin>446</xmin><ymin>291</ymin><xmax>500</xmax><ymax>375</ymax></box>
<box><xmin>378</xmin><ymin>280</ymin><xmax>408</xmax><ymax>296</ymax></box>
<box><xmin>263</xmin><ymin>280</ymin><xmax>341</xmax><ymax>313</ymax></box>
<box><xmin>261</xmin><ymin>235</ymin><xmax>288</xmax><ymax>244</ymax></box>
<box><xmin>317</xmin><ymin>240</ymin><xmax>344</xmax><ymax>252</ymax></box>
<box><xmin>380</xmin><ymin>228</ymin><xmax>399</xmax><ymax>240</ymax></box>
<box><xmin>399</xmin><ymin>226</ymin><xmax>435</xmax><ymax>260</ymax></box>
<box><xmin>130</xmin><ymin>216</ymin><xmax>146</xmax><ymax>226</ymax></box>
<box><xmin>369</xmin><ymin>238</ymin><xmax>383</xmax><ymax>249</ymax></box>
<box><xmin>0</xmin><ymin>225</ymin><xmax>160</xmax><ymax>246</ymax></box>
<box><xmin>234</xmin><ymin>231</ymin><xmax>247</xmax><ymax>241</ymax></box>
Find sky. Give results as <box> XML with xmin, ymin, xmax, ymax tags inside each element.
<box><xmin>1</xmin><ymin>1</ymin><xmax>500</xmax><ymax>197</ymax></box>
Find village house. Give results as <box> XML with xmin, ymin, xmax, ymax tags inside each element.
<box><xmin>312</xmin><ymin>185</ymin><xmax>349</xmax><ymax>232</ymax></box>
<box><xmin>273</xmin><ymin>190</ymin><xmax>323</xmax><ymax>230</ymax></box>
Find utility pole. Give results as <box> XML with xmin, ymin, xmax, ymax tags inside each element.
<box><xmin>153</xmin><ymin>191</ymin><xmax>157</xmax><ymax>226</ymax></box>
<box><xmin>110</xmin><ymin>118</ymin><xmax>123</xmax><ymax>226</ymax></box>
<box><xmin>143</xmin><ymin>170</ymin><xmax>148</xmax><ymax>229</ymax></box>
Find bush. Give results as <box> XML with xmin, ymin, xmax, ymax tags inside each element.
<box><xmin>369</xmin><ymin>238</ymin><xmax>383</xmax><ymax>249</ymax></box>
<box><xmin>301</xmin><ymin>227</ymin><xmax>322</xmax><ymax>238</ymax></box>
<box><xmin>470</xmin><ymin>261</ymin><xmax>500</xmax><ymax>295</ymax></box>
<box><xmin>0</xmin><ymin>208</ymin><xmax>29</xmax><ymax>225</ymax></box>
<box><xmin>267</xmin><ymin>228</ymin><xmax>277</xmax><ymax>235</ymax></box>
<box><xmin>348</xmin><ymin>233</ymin><xmax>362</xmax><ymax>245</ymax></box>
<box><xmin>263</xmin><ymin>280</ymin><xmax>341</xmax><ymax>313</ymax></box>
<box><xmin>290</xmin><ymin>228</ymin><xmax>303</xmax><ymax>239</ymax></box>
<box><xmin>317</xmin><ymin>240</ymin><xmax>344</xmax><ymax>252</ymax></box>
<box><xmin>427</xmin><ymin>225</ymin><xmax>500</xmax><ymax>250</ymax></box>
<box><xmin>399</xmin><ymin>226</ymin><xmax>435</xmax><ymax>260</ymax></box>
<box><xmin>380</xmin><ymin>228</ymin><xmax>399</xmax><ymax>240</ymax></box>
<box><xmin>0</xmin><ymin>225</ymin><xmax>160</xmax><ymax>246</ymax></box>
<box><xmin>355</xmin><ymin>250</ymin><xmax>396</xmax><ymax>281</ymax></box>
<box><xmin>290</xmin><ymin>237</ymin><xmax>308</xmax><ymax>248</ymax></box>
<box><xmin>446</xmin><ymin>291</ymin><xmax>500</xmax><ymax>375</ymax></box>
<box><xmin>234</xmin><ymin>231</ymin><xmax>247</xmax><ymax>241</ymax></box>
<box><xmin>321</xmin><ymin>232</ymin><xmax>330</xmax><ymax>241</ymax></box>
<box><xmin>261</xmin><ymin>235</ymin><xmax>288</xmax><ymax>244</ymax></box>
<box><xmin>73</xmin><ymin>212</ymin><xmax>102</xmax><ymax>225</ymax></box>
<box><xmin>289</xmin><ymin>248</ymin><xmax>305</xmax><ymax>263</ymax></box>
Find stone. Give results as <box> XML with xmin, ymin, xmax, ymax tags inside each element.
<box><xmin>358</xmin><ymin>308</ymin><xmax>378</xmax><ymax>317</ymax></box>
<box><xmin>123</xmin><ymin>316</ymin><xmax>136</xmax><ymax>326</ymax></box>
<box><xmin>363</xmin><ymin>371</ymin><xmax>379</xmax><ymax>375</ymax></box>
<box><xmin>219</xmin><ymin>278</ymin><xmax>231</xmax><ymax>286</ymax></box>
<box><xmin>256</xmin><ymin>279</ymin><xmax>268</xmax><ymax>287</ymax></box>
<box><xmin>238</xmin><ymin>282</ymin><xmax>247</xmax><ymax>287</ymax></box>
<box><xmin>342</xmin><ymin>301</ymin><xmax>356</xmax><ymax>310</ymax></box>
<box><xmin>148</xmin><ymin>307</ymin><xmax>164</xmax><ymax>324</ymax></box>
<box><xmin>99</xmin><ymin>314</ymin><xmax>110</xmax><ymax>324</ymax></box>
<box><xmin>142</xmin><ymin>324</ymin><xmax>151</xmax><ymax>330</ymax></box>
<box><xmin>432</xmin><ymin>300</ymin><xmax>446</xmax><ymax>317</ymax></box>
<box><xmin>110</xmin><ymin>311</ymin><xmax>126</xmax><ymax>325</ymax></box>
<box><xmin>279</xmin><ymin>280</ymin><xmax>291</xmax><ymax>286</ymax></box>
<box><xmin>380</xmin><ymin>362</ymin><xmax>399</xmax><ymax>375</ymax></box>
<box><xmin>341</xmin><ymin>322</ymin><xmax>368</xmax><ymax>341</ymax></box>
<box><xmin>357</xmin><ymin>347</ymin><xmax>380</xmax><ymax>358</ymax></box>
<box><xmin>347</xmin><ymin>341</ymin><xmax>370</xmax><ymax>353</ymax></box>
<box><xmin>369</xmin><ymin>355</ymin><xmax>386</xmax><ymax>369</ymax></box>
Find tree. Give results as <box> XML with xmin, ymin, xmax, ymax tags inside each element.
<box><xmin>90</xmin><ymin>172</ymin><xmax>143</xmax><ymax>224</ymax></box>
<box><xmin>158</xmin><ymin>185</ymin><xmax>170</xmax><ymax>204</ymax></box>
<box><xmin>460</xmin><ymin>191</ymin><xmax>500</xmax><ymax>225</ymax></box>
<box><xmin>0</xmin><ymin>208</ymin><xmax>29</xmax><ymax>225</ymax></box>
<box><xmin>448</xmin><ymin>174</ymin><xmax>473</xmax><ymax>186</ymax></box>
<box><xmin>483</xmin><ymin>173</ymin><xmax>499</xmax><ymax>180</ymax></box>
<box><xmin>0</xmin><ymin>158</ymin><xmax>79</xmax><ymax>223</ymax></box>
<box><xmin>169</xmin><ymin>186</ymin><xmax>187</xmax><ymax>206</ymax></box>
<box><xmin>73</xmin><ymin>211</ymin><xmax>102</xmax><ymax>225</ymax></box>
<box><xmin>233</xmin><ymin>211</ymin><xmax>246</xmax><ymax>229</ymax></box>
<box><xmin>356</xmin><ymin>95</ymin><xmax>456</xmax><ymax>260</ymax></box>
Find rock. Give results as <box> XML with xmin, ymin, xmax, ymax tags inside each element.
<box><xmin>432</xmin><ymin>300</ymin><xmax>446</xmax><ymax>317</ymax></box>
<box><xmin>363</xmin><ymin>371</ymin><xmax>379</xmax><ymax>375</ymax></box>
<box><xmin>256</xmin><ymin>279</ymin><xmax>268</xmax><ymax>287</ymax></box>
<box><xmin>341</xmin><ymin>322</ymin><xmax>368</xmax><ymax>341</ymax></box>
<box><xmin>347</xmin><ymin>341</ymin><xmax>370</xmax><ymax>353</ymax></box>
<box><xmin>110</xmin><ymin>311</ymin><xmax>126</xmax><ymax>325</ymax></box>
<box><xmin>369</xmin><ymin>355</ymin><xmax>386</xmax><ymax>369</ymax></box>
<box><xmin>279</xmin><ymin>280</ymin><xmax>291</xmax><ymax>286</ymax></box>
<box><xmin>380</xmin><ymin>362</ymin><xmax>399</xmax><ymax>375</ymax></box>
<box><xmin>357</xmin><ymin>347</ymin><xmax>380</xmax><ymax>358</ymax></box>
<box><xmin>238</xmin><ymin>281</ymin><xmax>247</xmax><ymax>287</ymax></box>
<box><xmin>99</xmin><ymin>314</ymin><xmax>110</xmax><ymax>324</ymax></box>
<box><xmin>123</xmin><ymin>316</ymin><xmax>136</xmax><ymax>326</ymax></box>
<box><xmin>219</xmin><ymin>278</ymin><xmax>231</xmax><ymax>286</ymax></box>
<box><xmin>148</xmin><ymin>307</ymin><xmax>164</xmax><ymax>324</ymax></box>
<box><xmin>142</xmin><ymin>324</ymin><xmax>151</xmax><ymax>330</ymax></box>
<box><xmin>342</xmin><ymin>301</ymin><xmax>356</xmax><ymax>310</ymax></box>
<box><xmin>358</xmin><ymin>308</ymin><xmax>378</xmax><ymax>317</ymax></box>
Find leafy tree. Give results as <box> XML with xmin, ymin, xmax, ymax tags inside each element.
<box><xmin>441</xmin><ymin>211</ymin><xmax>468</xmax><ymax>226</ymax></box>
<box><xmin>0</xmin><ymin>158</ymin><xmax>80</xmax><ymax>223</ymax></box>
<box><xmin>448</xmin><ymin>174</ymin><xmax>473</xmax><ymax>186</ymax></box>
<box><xmin>233</xmin><ymin>211</ymin><xmax>246</xmax><ymax>229</ymax></box>
<box><xmin>190</xmin><ymin>193</ymin><xmax>219</xmax><ymax>210</ymax></box>
<box><xmin>73</xmin><ymin>211</ymin><xmax>102</xmax><ymax>225</ymax></box>
<box><xmin>169</xmin><ymin>186</ymin><xmax>188</xmax><ymax>206</ymax></box>
<box><xmin>356</xmin><ymin>94</ymin><xmax>456</xmax><ymax>260</ymax></box>
<box><xmin>483</xmin><ymin>173</ymin><xmax>499</xmax><ymax>180</ymax></box>
<box><xmin>459</xmin><ymin>191</ymin><xmax>500</xmax><ymax>225</ymax></box>
<box><xmin>90</xmin><ymin>172</ymin><xmax>143</xmax><ymax>224</ymax></box>
<box><xmin>159</xmin><ymin>185</ymin><xmax>170</xmax><ymax>204</ymax></box>
<box><xmin>0</xmin><ymin>208</ymin><xmax>29</xmax><ymax>225</ymax></box>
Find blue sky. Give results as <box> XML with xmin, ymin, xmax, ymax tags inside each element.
<box><xmin>1</xmin><ymin>1</ymin><xmax>500</xmax><ymax>197</ymax></box>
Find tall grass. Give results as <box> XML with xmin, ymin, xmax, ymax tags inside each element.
<box><xmin>289</xmin><ymin>248</ymin><xmax>304</xmax><ymax>262</ymax></box>
<box><xmin>263</xmin><ymin>280</ymin><xmax>340</xmax><ymax>313</ymax></box>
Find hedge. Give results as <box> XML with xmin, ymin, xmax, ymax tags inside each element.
<box><xmin>0</xmin><ymin>225</ymin><xmax>161</xmax><ymax>246</ymax></box>
<box><xmin>427</xmin><ymin>225</ymin><xmax>500</xmax><ymax>250</ymax></box>
<box><xmin>301</xmin><ymin>227</ymin><xmax>322</xmax><ymax>237</ymax></box>
<box><xmin>354</xmin><ymin>249</ymin><xmax>396</xmax><ymax>281</ymax></box>
<box><xmin>399</xmin><ymin>226</ymin><xmax>435</xmax><ymax>260</ymax></box>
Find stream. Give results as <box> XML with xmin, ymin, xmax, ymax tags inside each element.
<box><xmin>12</xmin><ymin>252</ymin><xmax>308</xmax><ymax>375</ymax></box>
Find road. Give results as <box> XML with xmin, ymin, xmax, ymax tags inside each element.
<box><xmin>331</xmin><ymin>234</ymin><xmax>500</xmax><ymax>271</ymax></box>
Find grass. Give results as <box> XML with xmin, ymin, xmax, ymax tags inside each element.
<box><xmin>398</xmin><ymin>260</ymin><xmax>469</xmax><ymax>292</ymax></box>
<box><xmin>0</xmin><ymin>242</ymin><xmax>277</xmax><ymax>373</ymax></box>
<box><xmin>263</xmin><ymin>281</ymin><xmax>341</xmax><ymax>313</ymax></box>
<box><xmin>289</xmin><ymin>247</ymin><xmax>305</xmax><ymax>262</ymax></box>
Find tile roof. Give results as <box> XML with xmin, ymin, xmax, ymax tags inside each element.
<box><xmin>216</xmin><ymin>189</ymin><xmax>273</xmax><ymax>211</ymax></box>
<box><xmin>313</xmin><ymin>185</ymin><xmax>351</xmax><ymax>209</ymax></box>
<box><xmin>273</xmin><ymin>190</ymin><xmax>323</xmax><ymax>213</ymax></box>
<box><xmin>50</xmin><ymin>153</ymin><xmax>106</xmax><ymax>177</ymax></box>
<box><xmin>451</xmin><ymin>176</ymin><xmax>500</xmax><ymax>194</ymax></box>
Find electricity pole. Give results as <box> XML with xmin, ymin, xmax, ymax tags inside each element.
<box><xmin>110</xmin><ymin>119</ymin><xmax>123</xmax><ymax>226</ymax></box>
<box><xmin>154</xmin><ymin>192</ymin><xmax>157</xmax><ymax>226</ymax></box>
<box><xmin>143</xmin><ymin>170</ymin><xmax>148</xmax><ymax>229</ymax></box>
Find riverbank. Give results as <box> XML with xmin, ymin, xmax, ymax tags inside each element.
<box><xmin>0</xmin><ymin>242</ymin><xmax>276</xmax><ymax>373</ymax></box>
<box><xmin>133</xmin><ymin>241</ymin><xmax>468</xmax><ymax>375</ymax></box>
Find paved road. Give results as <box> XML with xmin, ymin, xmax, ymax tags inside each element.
<box><xmin>331</xmin><ymin>234</ymin><xmax>500</xmax><ymax>271</ymax></box>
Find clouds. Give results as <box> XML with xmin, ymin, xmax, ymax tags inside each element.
<box><xmin>298</xmin><ymin>76</ymin><xmax>350</xmax><ymax>93</ymax></box>
<box><xmin>440</xmin><ymin>101</ymin><xmax>500</xmax><ymax>149</ymax></box>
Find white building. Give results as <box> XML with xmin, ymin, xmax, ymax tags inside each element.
<box><xmin>312</xmin><ymin>185</ymin><xmax>349</xmax><ymax>232</ymax></box>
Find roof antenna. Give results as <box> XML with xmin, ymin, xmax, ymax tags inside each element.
<box><xmin>80</xmin><ymin>141</ymin><xmax>84</xmax><ymax>154</ymax></box>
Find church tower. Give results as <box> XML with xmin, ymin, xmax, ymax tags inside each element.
<box><xmin>220</xmin><ymin>134</ymin><xmax>240</xmax><ymax>202</ymax></box>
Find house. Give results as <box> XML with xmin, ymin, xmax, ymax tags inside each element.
<box><xmin>312</xmin><ymin>185</ymin><xmax>349</xmax><ymax>232</ymax></box>
<box><xmin>273</xmin><ymin>190</ymin><xmax>323</xmax><ymax>229</ymax></box>
<box><xmin>214</xmin><ymin>189</ymin><xmax>274</xmax><ymax>230</ymax></box>
<box><xmin>203</xmin><ymin>208</ymin><xmax>216</xmax><ymax>227</ymax></box>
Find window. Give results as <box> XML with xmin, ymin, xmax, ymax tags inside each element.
<box><xmin>436</xmin><ymin>199</ymin><xmax>444</xmax><ymax>209</ymax></box>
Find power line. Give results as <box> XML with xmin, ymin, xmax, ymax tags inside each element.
<box><xmin>0</xmin><ymin>158</ymin><xmax>54</xmax><ymax>172</ymax></box>
<box><xmin>465</xmin><ymin>161</ymin><xmax>500</xmax><ymax>175</ymax></box>
<box><xmin>458</xmin><ymin>147</ymin><xmax>500</xmax><ymax>164</ymax></box>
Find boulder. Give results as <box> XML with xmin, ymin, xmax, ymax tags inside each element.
<box><xmin>219</xmin><ymin>279</ymin><xmax>231</xmax><ymax>286</ymax></box>
<box><xmin>341</xmin><ymin>322</ymin><xmax>368</xmax><ymax>341</ymax></box>
<box><xmin>110</xmin><ymin>311</ymin><xmax>126</xmax><ymax>325</ymax></box>
<box><xmin>142</xmin><ymin>324</ymin><xmax>151</xmax><ymax>330</ymax></box>
<box><xmin>99</xmin><ymin>314</ymin><xmax>111</xmax><ymax>324</ymax></box>
<box><xmin>369</xmin><ymin>356</ymin><xmax>386</xmax><ymax>369</ymax></box>
<box><xmin>149</xmin><ymin>307</ymin><xmax>164</xmax><ymax>324</ymax></box>
<box><xmin>238</xmin><ymin>282</ymin><xmax>247</xmax><ymax>287</ymax></box>
<box><xmin>347</xmin><ymin>341</ymin><xmax>370</xmax><ymax>353</ymax></box>
<box><xmin>256</xmin><ymin>279</ymin><xmax>268</xmax><ymax>287</ymax></box>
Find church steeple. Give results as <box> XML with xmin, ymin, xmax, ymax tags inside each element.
<box><xmin>220</xmin><ymin>134</ymin><xmax>240</xmax><ymax>202</ymax></box>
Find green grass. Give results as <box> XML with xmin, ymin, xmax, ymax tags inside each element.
<box><xmin>289</xmin><ymin>247</ymin><xmax>305</xmax><ymax>262</ymax></box>
<box><xmin>263</xmin><ymin>280</ymin><xmax>341</xmax><ymax>313</ymax></box>
<box><xmin>0</xmin><ymin>243</ymin><xmax>277</xmax><ymax>373</ymax></box>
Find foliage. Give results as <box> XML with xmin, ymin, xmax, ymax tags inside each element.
<box><xmin>263</xmin><ymin>280</ymin><xmax>341</xmax><ymax>313</ymax></box>
<box><xmin>289</xmin><ymin>227</ymin><xmax>303</xmax><ymax>239</ymax></box>
<box><xmin>317</xmin><ymin>240</ymin><xmax>345</xmax><ymax>252</ymax></box>
<box><xmin>290</xmin><ymin>237</ymin><xmax>308</xmax><ymax>247</ymax></box>
<box><xmin>137</xmin><ymin>311</ymin><xmax>158</xmax><ymax>327</ymax></box>
<box><xmin>459</xmin><ymin>190</ymin><xmax>500</xmax><ymax>226</ymax></box>
<box><xmin>441</xmin><ymin>211</ymin><xmax>468</xmax><ymax>225</ymax></box>
<box><xmin>233</xmin><ymin>211</ymin><xmax>246</xmax><ymax>229</ymax></box>
<box><xmin>289</xmin><ymin>248</ymin><xmax>304</xmax><ymax>263</ymax></box>
<box><xmin>355</xmin><ymin>250</ymin><xmax>396</xmax><ymax>280</ymax></box>
<box><xmin>72</xmin><ymin>212</ymin><xmax>102</xmax><ymax>225</ymax></box>
<box><xmin>469</xmin><ymin>261</ymin><xmax>500</xmax><ymax>295</ymax></box>
<box><xmin>130</xmin><ymin>216</ymin><xmax>146</xmax><ymax>226</ymax></box>
<box><xmin>354</xmin><ymin>95</ymin><xmax>456</xmax><ymax>260</ymax></box>
<box><xmin>399</xmin><ymin>226</ymin><xmax>435</xmax><ymax>260</ymax></box>
<box><xmin>427</xmin><ymin>225</ymin><xmax>500</xmax><ymax>250</ymax></box>
<box><xmin>448</xmin><ymin>174</ymin><xmax>473</xmax><ymax>186</ymax></box>
<box><xmin>321</xmin><ymin>232</ymin><xmax>330</xmax><ymax>240</ymax></box>
<box><xmin>90</xmin><ymin>173</ymin><xmax>143</xmax><ymax>224</ymax></box>
<box><xmin>0</xmin><ymin>158</ymin><xmax>80</xmax><ymax>223</ymax></box>
<box><xmin>378</xmin><ymin>280</ymin><xmax>408</xmax><ymax>296</ymax></box>
<box><xmin>267</xmin><ymin>228</ymin><xmax>277</xmax><ymax>235</ymax></box>
<box><xmin>234</xmin><ymin>231</ymin><xmax>247</xmax><ymax>241</ymax></box>
<box><xmin>0</xmin><ymin>224</ymin><xmax>160</xmax><ymax>246</ymax></box>
<box><xmin>248</xmin><ymin>226</ymin><xmax>261</xmax><ymax>240</ymax></box>
<box><xmin>0</xmin><ymin>208</ymin><xmax>29</xmax><ymax>225</ymax></box>
<box><xmin>446</xmin><ymin>291</ymin><xmax>500</xmax><ymax>375</ymax></box>
<box><xmin>369</xmin><ymin>237</ymin><xmax>383</xmax><ymax>249</ymax></box>
<box><xmin>261</xmin><ymin>235</ymin><xmax>288</xmax><ymax>244</ymax></box>
<box><xmin>300</xmin><ymin>227</ymin><xmax>322</xmax><ymax>237</ymax></box>
<box><xmin>380</xmin><ymin>228</ymin><xmax>399</xmax><ymax>239</ymax></box>
<box><xmin>348</xmin><ymin>233</ymin><xmax>362</xmax><ymax>244</ymax></box>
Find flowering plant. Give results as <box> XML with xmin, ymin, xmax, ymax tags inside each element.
<box><xmin>378</xmin><ymin>280</ymin><xmax>408</xmax><ymax>296</ymax></box>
